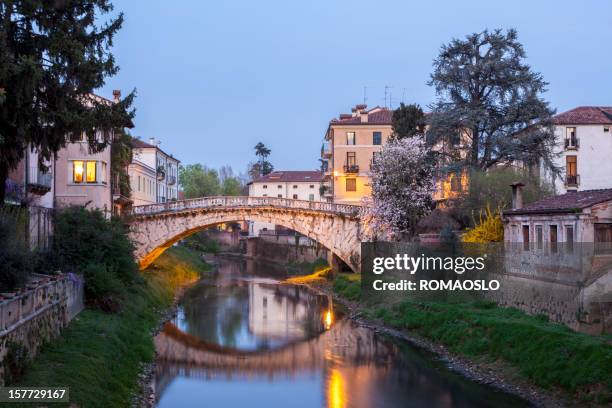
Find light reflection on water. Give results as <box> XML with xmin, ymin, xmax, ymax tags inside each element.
<box><xmin>154</xmin><ymin>257</ymin><xmax>529</xmax><ymax>408</ymax></box>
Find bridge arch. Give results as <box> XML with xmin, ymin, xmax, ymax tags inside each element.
<box><xmin>129</xmin><ymin>197</ymin><xmax>366</xmax><ymax>272</ymax></box>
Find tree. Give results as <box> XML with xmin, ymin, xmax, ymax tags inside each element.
<box><xmin>179</xmin><ymin>164</ymin><xmax>220</xmax><ymax>198</ymax></box>
<box><xmin>218</xmin><ymin>165</ymin><xmax>243</xmax><ymax>196</ymax></box>
<box><xmin>110</xmin><ymin>129</ymin><xmax>133</xmax><ymax>198</ymax></box>
<box><xmin>367</xmin><ymin>137</ymin><xmax>435</xmax><ymax>238</ymax></box>
<box><xmin>427</xmin><ymin>29</ymin><xmax>557</xmax><ymax>174</ymax></box>
<box><xmin>391</xmin><ymin>103</ymin><xmax>425</xmax><ymax>140</ymax></box>
<box><xmin>250</xmin><ymin>142</ymin><xmax>273</xmax><ymax>178</ymax></box>
<box><xmin>0</xmin><ymin>0</ymin><xmax>134</xmax><ymax>204</ymax></box>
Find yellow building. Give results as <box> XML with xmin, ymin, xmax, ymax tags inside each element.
<box><xmin>321</xmin><ymin>104</ymin><xmax>393</xmax><ymax>204</ymax></box>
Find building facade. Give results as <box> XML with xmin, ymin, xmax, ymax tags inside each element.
<box><xmin>129</xmin><ymin>138</ymin><xmax>180</xmax><ymax>206</ymax></box>
<box><xmin>247</xmin><ymin>170</ymin><xmax>323</xmax><ymax>236</ymax></box>
<box><xmin>546</xmin><ymin>106</ymin><xmax>612</xmax><ymax>194</ymax></box>
<box><xmin>321</xmin><ymin>105</ymin><xmax>393</xmax><ymax>204</ymax></box>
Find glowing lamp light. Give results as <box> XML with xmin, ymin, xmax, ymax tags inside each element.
<box><xmin>324</xmin><ymin>310</ymin><xmax>333</xmax><ymax>330</ymax></box>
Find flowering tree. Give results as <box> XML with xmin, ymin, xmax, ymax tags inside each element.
<box><xmin>367</xmin><ymin>137</ymin><xmax>436</xmax><ymax>238</ymax></box>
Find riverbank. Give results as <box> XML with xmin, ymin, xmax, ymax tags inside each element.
<box><xmin>11</xmin><ymin>246</ymin><xmax>209</xmax><ymax>408</ymax></box>
<box><xmin>295</xmin><ymin>272</ymin><xmax>611</xmax><ymax>407</ymax></box>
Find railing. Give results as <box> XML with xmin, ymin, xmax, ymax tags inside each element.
<box><xmin>167</xmin><ymin>175</ymin><xmax>177</xmax><ymax>185</ymax></box>
<box><xmin>566</xmin><ymin>174</ymin><xmax>580</xmax><ymax>187</ymax></box>
<box><xmin>343</xmin><ymin>164</ymin><xmax>359</xmax><ymax>174</ymax></box>
<box><xmin>321</xmin><ymin>142</ymin><xmax>332</xmax><ymax>156</ymax></box>
<box><xmin>131</xmin><ymin>196</ymin><xmax>365</xmax><ymax>217</ymax></box>
<box><xmin>564</xmin><ymin>137</ymin><xmax>579</xmax><ymax>149</ymax></box>
<box><xmin>27</xmin><ymin>166</ymin><xmax>52</xmax><ymax>193</ymax></box>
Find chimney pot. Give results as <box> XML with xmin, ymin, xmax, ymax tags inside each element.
<box><xmin>511</xmin><ymin>182</ymin><xmax>525</xmax><ymax>210</ymax></box>
<box><xmin>112</xmin><ymin>89</ymin><xmax>121</xmax><ymax>103</ymax></box>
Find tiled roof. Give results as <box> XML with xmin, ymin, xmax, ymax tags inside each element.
<box><xmin>250</xmin><ymin>171</ymin><xmax>323</xmax><ymax>184</ymax></box>
<box><xmin>504</xmin><ymin>189</ymin><xmax>612</xmax><ymax>215</ymax></box>
<box><xmin>131</xmin><ymin>138</ymin><xmax>156</xmax><ymax>149</ymax></box>
<box><xmin>330</xmin><ymin>107</ymin><xmax>393</xmax><ymax>125</ymax></box>
<box><xmin>553</xmin><ymin>106</ymin><xmax>612</xmax><ymax>125</ymax></box>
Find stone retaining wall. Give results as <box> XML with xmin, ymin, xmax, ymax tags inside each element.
<box><xmin>0</xmin><ymin>274</ymin><xmax>84</xmax><ymax>385</ymax></box>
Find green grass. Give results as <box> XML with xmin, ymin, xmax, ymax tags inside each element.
<box><xmin>287</xmin><ymin>257</ymin><xmax>329</xmax><ymax>274</ymax></box>
<box><xmin>332</xmin><ymin>275</ymin><xmax>612</xmax><ymax>404</ymax></box>
<box><xmin>10</xmin><ymin>246</ymin><xmax>209</xmax><ymax>408</ymax></box>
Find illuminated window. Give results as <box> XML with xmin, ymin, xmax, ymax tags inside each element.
<box><xmin>346</xmin><ymin>178</ymin><xmax>356</xmax><ymax>192</ymax></box>
<box><xmin>346</xmin><ymin>132</ymin><xmax>355</xmax><ymax>145</ymax></box>
<box><xmin>73</xmin><ymin>161</ymin><xmax>84</xmax><ymax>183</ymax></box>
<box><xmin>86</xmin><ymin>161</ymin><xmax>97</xmax><ymax>183</ymax></box>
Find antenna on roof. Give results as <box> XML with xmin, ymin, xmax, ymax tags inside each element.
<box><xmin>363</xmin><ymin>86</ymin><xmax>367</xmax><ymax>105</ymax></box>
<box><xmin>402</xmin><ymin>88</ymin><xmax>406</xmax><ymax>104</ymax></box>
<box><xmin>384</xmin><ymin>85</ymin><xmax>393</xmax><ymax>108</ymax></box>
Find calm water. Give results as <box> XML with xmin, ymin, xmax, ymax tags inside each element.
<box><xmin>154</xmin><ymin>257</ymin><xmax>529</xmax><ymax>408</ymax></box>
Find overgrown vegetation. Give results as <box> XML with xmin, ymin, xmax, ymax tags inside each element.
<box><xmin>332</xmin><ymin>274</ymin><xmax>361</xmax><ymax>301</ymax></box>
<box><xmin>12</xmin><ymin>246</ymin><xmax>208</xmax><ymax>408</ymax></box>
<box><xmin>461</xmin><ymin>206</ymin><xmax>504</xmax><ymax>243</ymax></box>
<box><xmin>52</xmin><ymin>207</ymin><xmax>139</xmax><ymax>312</ymax></box>
<box><xmin>287</xmin><ymin>257</ymin><xmax>329</xmax><ymax>274</ymax></box>
<box><xmin>183</xmin><ymin>233</ymin><xmax>221</xmax><ymax>254</ymax></box>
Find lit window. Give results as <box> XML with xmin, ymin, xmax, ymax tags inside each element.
<box><xmin>73</xmin><ymin>161</ymin><xmax>84</xmax><ymax>183</ymax></box>
<box><xmin>86</xmin><ymin>161</ymin><xmax>97</xmax><ymax>183</ymax></box>
<box><xmin>346</xmin><ymin>132</ymin><xmax>356</xmax><ymax>145</ymax></box>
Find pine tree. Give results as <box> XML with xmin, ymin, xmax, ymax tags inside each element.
<box><xmin>0</xmin><ymin>0</ymin><xmax>134</xmax><ymax>204</ymax></box>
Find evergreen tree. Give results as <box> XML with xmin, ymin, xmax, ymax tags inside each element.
<box><xmin>0</xmin><ymin>0</ymin><xmax>134</xmax><ymax>204</ymax></box>
<box><xmin>427</xmin><ymin>29</ymin><xmax>557</xmax><ymax>173</ymax></box>
<box><xmin>391</xmin><ymin>103</ymin><xmax>425</xmax><ymax>140</ymax></box>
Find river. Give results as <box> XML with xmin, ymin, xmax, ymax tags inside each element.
<box><xmin>153</xmin><ymin>257</ymin><xmax>529</xmax><ymax>408</ymax></box>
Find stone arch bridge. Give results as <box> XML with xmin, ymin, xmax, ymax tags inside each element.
<box><xmin>129</xmin><ymin>196</ymin><xmax>367</xmax><ymax>271</ymax></box>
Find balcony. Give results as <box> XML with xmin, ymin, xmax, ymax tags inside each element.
<box><xmin>27</xmin><ymin>166</ymin><xmax>52</xmax><ymax>195</ymax></box>
<box><xmin>321</xmin><ymin>142</ymin><xmax>332</xmax><ymax>157</ymax></box>
<box><xmin>343</xmin><ymin>164</ymin><xmax>359</xmax><ymax>174</ymax></box>
<box><xmin>564</xmin><ymin>137</ymin><xmax>579</xmax><ymax>150</ymax></box>
<box><xmin>565</xmin><ymin>174</ymin><xmax>580</xmax><ymax>187</ymax></box>
<box><xmin>156</xmin><ymin>165</ymin><xmax>166</xmax><ymax>181</ymax></box>
<box><xmin>167</xmin><ymin>175</ymin><xmax>177</xmax><ymax>185</ymax></box>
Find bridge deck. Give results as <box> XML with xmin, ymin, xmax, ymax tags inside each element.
<box><xmin>131</xmin><ymin>196</ymin><xmax>365</xmax><ymax>217</ymax></box>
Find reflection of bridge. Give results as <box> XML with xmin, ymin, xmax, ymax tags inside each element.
<box><xmin>129</xmin><ymin>196</ymin><xmax>369</xmax><ymax>271</ymax></box>
<box><xmin>154</xmin><ymin>320</ymin><xmax>391</xmax><ymax>375</ymax></box>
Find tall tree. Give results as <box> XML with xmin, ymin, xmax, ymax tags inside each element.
<box><xmin>392</xmin><ymin>103</ymin><xmax>425</xmax><ymax>140</ymax></box>
<box><xmin>253</xmin><ymin>142</ymin><xmax>273</xmax><ymax>177</ymax></box>
<box><xmin>0</xmin><ymin>0</ymin><xmax>134</xmax><ymax>204</ymax></box>
<box><xmin>427</xmin><ymin>29</ymin><xmax>557</xmax><ymax>173</ymax></box>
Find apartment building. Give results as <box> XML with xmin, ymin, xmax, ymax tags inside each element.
<box><xmin>129</xmin><ymin>138</ymin><xmax>180</xmax><ymax>205</ymax></box>
<box><xmin>247</xmin><ymin>170</ymin><xmax>323</xmax><ymax>236</ymax></box>
<box><xmin>545</xmin><ymin>106</ymin><xmax>612</xmax><ymax>193</ymax></box>
<box><xmin>321</xmin><ymin>105</ymin><xmax>393</xmax><ymax>204</ymax></box>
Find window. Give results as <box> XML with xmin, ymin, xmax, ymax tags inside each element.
<box><xmin>550</xmin><ymin>225</ymin><xmax>558</xmax><ymax>253</ymax></box>
<box><xmin>522</xmin><ymin>225</ymin><xmax>530</xmax><ymax>251</ymax></box>
<box><xmin>277</xmin><ymin>194</ymin><xmax>282</xmax><ymax>198</ymax></box>
<box><xmin>309</xmin><ymin>194</ymin><xmax>314</xmax><ymax>201</ymax></box>
<box><xmin>373</xmin><ymin>131</ymin><xmax>382</xmax><ymax>145</ymax></box>
<box><xmin>309</xmin><ymin>185</ymin><xmax>314</xmax><ymax>189</ymax></box>
<box><xmin>346</xmin><ymin>178</ymin><xmax>356</xmax><ymax>192</ymax></box>
<box><xmin>565</xmin><ymin>225</ymin><xmax>574</xmax><ymax>251</ymax></box>
<box><xmin>450</xmin><ymin>173</ymin><xmax>462</xmax><ymax>192</ymax></box>
<box><xmin>605</xmin><ymin>126</ymin><xmax>610</xmax><ymax>133</ymax></box>
<box><xmin>263</xmin><ymin>194</ymin><xmax>268</xmax><ymax>197</ymax></box>
<box><xmin>277</xmin><ymin>185</ymin><xmax>282</xmax><ymax>189</ymax></box>
<box><xmin>73</xmin><ymin>161</ymin><xmax>84</xmax><ymax>183</ymax></box>
<box><xmin>346</xmin><ymin>132</ymin><xmax>356</xmax><ymax>145</ymax></box>
<box><xmin>293</xmin><ymin>194</ymin><xmax>298</xmax><ymax>199</ymax></box>
<box><xmin>535</xmin><ymin>225</ymin><xmax>543</xmax><ymax>249</ymax></box>
<box><xmin>263</xmin><ymin>185</ymin><xmax>267</xmax><ymax>189</ymax></box>
<box><xmin>86</xmin><ymin>161</ymin><xmax>96</xmax><ymax>183</ymax></box>
<box><xmin>138</xmin><ymin>176</ymin><xmax>141</xmax><ymax>192</ymax></box>
<box><xmin>566</xmin><ymin>155</ymin><xmax>578</xmax><ymax>186</ymax></box>
<box><xmin>293</xmin><ymin>185</ymin><xmax>298</xmax><ymax>189</ymax></box>
<box><xmin>346</xmin><ymin>152</ymin><xmax>356</xmax><ymax>166</ymax></box>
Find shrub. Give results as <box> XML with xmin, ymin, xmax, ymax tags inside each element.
<box><xmin>462</xmin><ymin>206</ymin><xmax>504</xmax><ymax>243</ymax></box>
<box><xmin>0</xmin><ymin>206</ymin><xmax>30</xmax><ymax>291</ymax></box>
<box><xmin>53</xmin><ymin>206</ymin><xmax>138</xmax><ymax>311</ymax></box>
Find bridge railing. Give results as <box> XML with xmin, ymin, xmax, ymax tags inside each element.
<box><xmin>131</xmin><ymin>196</ymin><xmax>365</xmax><ymax>217</ymax></box>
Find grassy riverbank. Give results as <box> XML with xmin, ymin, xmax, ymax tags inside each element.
<box><xmin>333</xmin><ymin>273</ymin><xmax>612</xmax><ymax>405</ymax></box>
<box><xmin>12</xmin><ymin>246</ymin><xmax>209</xmax><ymax>408</ymax></box>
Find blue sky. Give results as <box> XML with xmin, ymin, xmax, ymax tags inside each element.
<box><xmin>101</xmin><ymin>0</ymin><xmax>612</xmax><ymax>174</ymax></box>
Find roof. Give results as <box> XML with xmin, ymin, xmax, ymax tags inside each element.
<box><xmin>330</xmin><ymin>106</ymin><xmax>393</xmax><ymax>125</ymax></box>
<box><xmin>250</xmin><ymin>171</ymin><xmax>323</xmax><ymax>184</ymax></box>
<box><xmin>504</xmin><ymin>188</ymin><xmax>612</xmax><ymax>215</ymax></box>
<box><xmin>131</xmin><ymin>138</ymin><xmax>180</xmax><ymax>163</ymax></box>
<box><xmin>553</xmin><ymin>106</ymin><xmax>612</xmax><ymax>125</ymax></box>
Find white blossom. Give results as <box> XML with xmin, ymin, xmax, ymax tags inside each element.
<box><xmin>365</xmin><ymin>136</ymin><xmax>435</xmax><ymax>238</ymax></box>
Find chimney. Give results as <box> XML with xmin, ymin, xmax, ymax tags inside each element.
<box><xmin>112</xmin><ymin>89</ymin><xmax>121</xmax><ymax>103</ymax></box>
<box><xmin>360</xmin><ymin>111</ymin><xmax>369</xmax><ymax>123</ymax></box>
<box><xmin>511</xmin><ymin>182</ymin><xmax>525</xmax><ymax>210</ymax></box>
<box><xmin>149</xmin><ymin>137</ymin><xmax>156</xmax><ymax>146</ymax></box>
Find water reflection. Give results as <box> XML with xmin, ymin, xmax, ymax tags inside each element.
<box><xmin>155</xmin><ymin>257</ymin><xmax>528</xmax><ymax>408</ymax></box>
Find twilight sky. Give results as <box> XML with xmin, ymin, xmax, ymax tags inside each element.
<box><xmin>100</xmin><ymin>0</ymin><xmax>612</xmax><ymax>174</ymax></box>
